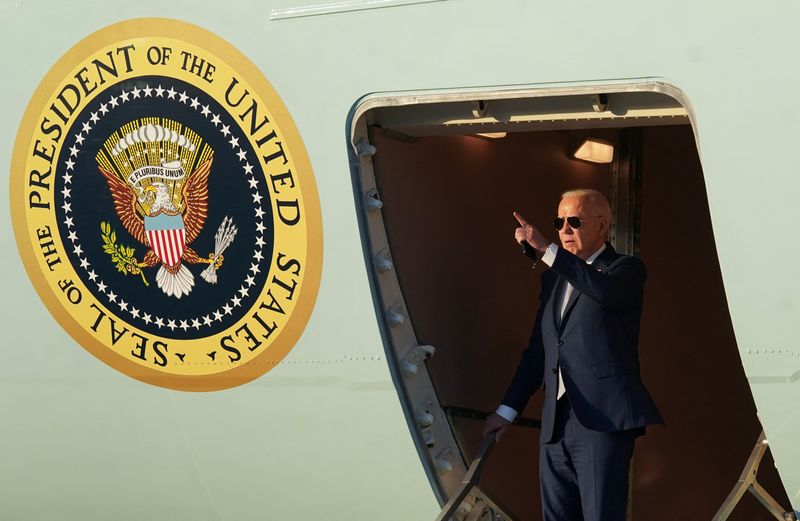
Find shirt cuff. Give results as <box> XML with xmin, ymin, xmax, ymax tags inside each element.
<box><xmin>541</xmin><ymin>243</ymin><xmax>559</xmax><ymax>266</ymax></box>
<box><xmin>496</xmin><ymin>404</ymin><xmax>518</xmax><ymax>423</ymax></box>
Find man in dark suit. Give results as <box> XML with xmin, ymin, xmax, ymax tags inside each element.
<box><xmin>483</xmin><ymin>189</ymin><xmax>662</xmax><ymax>521</ymax></box>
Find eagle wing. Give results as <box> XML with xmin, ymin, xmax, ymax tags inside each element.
<box><xmin>98</xmin><ymin>166</ymin><xmax>147</xmax><ymax>245</ymax></box>
<box><xmin>181</xmin><ymin>157</ymin><xmax>213</xmax><ymax>244</ymax></box>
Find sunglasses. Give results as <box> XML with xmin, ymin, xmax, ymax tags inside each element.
<box><xmin>553</xmin><ymin>215</ymin><xmax>603</xmax><ymax>230</ymax></box>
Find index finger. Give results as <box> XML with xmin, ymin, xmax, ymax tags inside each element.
<box><xmin>513</xmin><ymin>211</ymin><xmax>530</xmax><ymax>227</ymax></box>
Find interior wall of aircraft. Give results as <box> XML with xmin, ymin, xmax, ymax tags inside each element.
<box><xmin>369</xmin><ymin>124</ymin><xmax>790</xmax><ymax>520</ymax></box>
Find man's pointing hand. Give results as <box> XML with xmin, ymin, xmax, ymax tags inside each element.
<box><xmin>513</xmin><ymin>211</ymin><xmax>549</xmax><ymax>253</ymax></box>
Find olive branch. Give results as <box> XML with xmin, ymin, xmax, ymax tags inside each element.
<box><xmin>100</xmin><ymin>221</ymin><xmax>149</xmax><ymax>286</ymax></box>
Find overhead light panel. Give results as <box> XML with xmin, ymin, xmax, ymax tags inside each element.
<box><xmin>475</xmin><ymin>132</ymin><xmax>507</xmax><ymax>139</ymax></box>
<box><xmin>573</xmin><ymin>138</ymin><xmax>614</xmax><ymax>164</ymax></box>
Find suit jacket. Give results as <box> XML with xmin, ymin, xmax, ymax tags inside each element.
<box><xmin>502</xmin><ymin>242</ymin><xmax>663</xmax><ymax>443</ymax></box>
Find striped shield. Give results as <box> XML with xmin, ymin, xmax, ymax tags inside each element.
<box><xmin>144</xmin><ymin>214</ymin><xmax>186</xmax><ymax>268</ymax></box>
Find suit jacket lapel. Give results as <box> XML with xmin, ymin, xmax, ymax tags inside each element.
<box><xmin>593</xmin><ymin>242</ymin><xmax>617</xmax><ymax>271</ymax></box>
<box><xmin>557</xmin><ymin>243</ymin><xmax>618</xmax><ymax>331</ymax></box>
<box><xmin>551</xmin><ymin>277</ymin><xmax>565</xmax><ymax>329</ymax></box>
<box><xmin>559</xmin><ymin>283</ymin><xmax>580</xmax><ymax>330</ymax></box>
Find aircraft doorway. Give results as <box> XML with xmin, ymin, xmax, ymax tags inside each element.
<box><xmin>349</xmin><ymin>87</ymin><xmax>790</xmax><ymax>520</ymax></box>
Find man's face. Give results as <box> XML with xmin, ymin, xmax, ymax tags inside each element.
<box><xmin>557</xmin><ymin>196</ymin><xmax>607</xmax><ymax>260</ymax></box>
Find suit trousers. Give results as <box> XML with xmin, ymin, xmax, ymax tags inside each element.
<box><xmin>539</xmin><ymin>396</ymin><xmax>635</xmax><ymax>521</ymax></box>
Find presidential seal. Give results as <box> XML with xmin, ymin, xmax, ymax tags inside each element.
<box><xmin>11</xmin><ymin>19</ymin><xmax>323</xmax><ymax>391</ymax></box>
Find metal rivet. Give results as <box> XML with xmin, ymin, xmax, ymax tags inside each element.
<box><xmin>364</xmin><ymin>189</ymin><xmax>383</xmax><ymax>211</ymax></box>
<box><xmin>416</xmin><ymin>407</ymin><xmax>434</xmax><ymax>428</ymax></box>
<box><xmin>387</xmin><ymin>305</ymin><xmax>405</xmax><ymax>327</ymax></box>
<box><xmin>434</xmin><ymin>448</ymin><xmax>453</xmax><ymax>474</ymax></box>
<box><xmin>356</xmin><ymin>138</ymin><xmax>376</xmax><ymax>157</ymax></box>
<box><xmin>374</xmin><ymin>249</ymin><xmax>394</xmax><ymax>273</ymax></box>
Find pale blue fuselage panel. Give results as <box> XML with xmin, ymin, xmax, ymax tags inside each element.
<box><xmin>1</xmin><ymin>1</ymin><xmax>798</xmax><ymax>519</ymax></box>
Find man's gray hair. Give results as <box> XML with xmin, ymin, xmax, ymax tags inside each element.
<box><xmin>561</xmin><ymin>189</ymin><xmax>611</xmax><ymax>221</ymax></box>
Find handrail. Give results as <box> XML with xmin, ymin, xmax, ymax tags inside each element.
<box><xmin>443</xmin><ymin>405</ymin><xmax>542</xmax><ymax>429</ymax></box>
<box><xmin>432</xmin><ymin>407</ymin><xmax>540</xmax><ymax>520</ymax></box>
<box><xmin>434</xmin><ymin>434</ymin><xmax>497</xmax><ymax>521</ymax></box>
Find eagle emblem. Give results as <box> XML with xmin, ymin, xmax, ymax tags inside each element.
<box><xmin>96</xmin><ymin>120</ymin><xmax>236</xmax><ymax>298</ymax></box>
